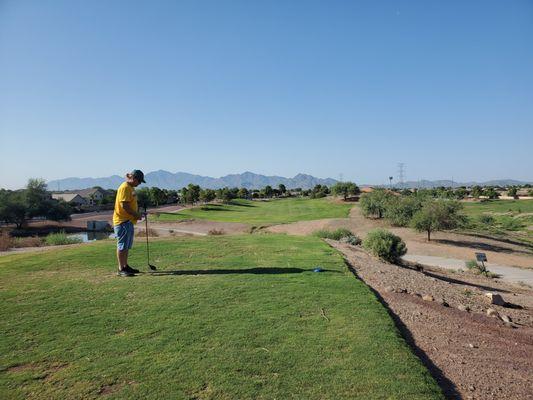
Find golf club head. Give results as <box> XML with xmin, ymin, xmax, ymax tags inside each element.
<box><xmin>149</xmin><ymin>264</ymin><xmax>157</xmax><ymax>271</ymax></box>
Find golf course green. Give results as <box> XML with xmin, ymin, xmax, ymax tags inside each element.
<box><xmin>0</xmin><ymin>234</ymin><xmax>443</xmax><ymax>399</ymax></box>
<box><xmin>151</xmin><ymin>197</ymin><xmax>354</xmax><ymax>225</ymax></box>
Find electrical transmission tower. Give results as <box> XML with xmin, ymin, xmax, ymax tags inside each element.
<box><xmin>397</xmin><ymin>163</ymin><xmax>405</xmax><ymax>188</ymax></box>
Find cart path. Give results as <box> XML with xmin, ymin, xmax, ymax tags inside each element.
<box><xmin>403</xmin><ymin>254</ymin><xmax>533</xmax><ymax>286</ymax></box>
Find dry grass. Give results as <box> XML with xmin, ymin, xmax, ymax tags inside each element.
<box><xmin>0</xmin><ymin>233</ymin><xmax>13</xmax><ymax>251</ymax></box>
<box><xmin>208</xmin><ymin>229</ymin><xmax>225</xmax><ymax>235</ymax></box>
<box><xmin>136</xmin><ymin>228</ymin><xmax>159</xmax><ymax>237</ymax></box>
<box><xmin>13</xmin><ymin>236</ymin><xmax>44</xmax><ymax>248</ymax></box>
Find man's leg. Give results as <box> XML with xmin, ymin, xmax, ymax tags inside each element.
<box><xmin>117</xmin><ymin>248</ymin><xmax>129</xmax><ymax>271</ymax></box>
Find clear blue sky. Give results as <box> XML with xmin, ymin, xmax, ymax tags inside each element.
<box><xmin>1</xmin><ymin>0</ymin><xmax>532</xmax><ymax>189</ymax></box>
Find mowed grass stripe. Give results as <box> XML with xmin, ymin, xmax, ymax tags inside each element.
<box><xmin>153</xmin><ymin>197</ymin><xmax>353</xmax><ymax>225</ymax></box>
<box><xmin>0</xmin><ymin>235</ymin><xmax>443</xmax><ymax>399</ymax></box>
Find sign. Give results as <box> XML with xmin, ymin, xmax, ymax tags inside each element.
<box><xmin>475</xmin><ymin>252</ymin><xmax>487</xmax><ymax>262</ymax></box>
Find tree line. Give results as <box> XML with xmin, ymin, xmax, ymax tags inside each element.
<box><xmin>359</xmin><ymin>189</ymin><xmax>466</xmax><ymax>241</ymax></box>
<box><xmin>0</xmin><ymin>179</ymin><xmax>71</xmax><ymax>228</ymax></box>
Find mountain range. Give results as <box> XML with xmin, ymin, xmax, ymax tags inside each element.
<box><xmin>46</xmin><ymin>171</ymin><xmax>532</xmax><ymax>191</ymax></box>
<box><xmin>47</xmin><ymin>171</ymin><xmax>338</xmax><ymax>191</ymax></box>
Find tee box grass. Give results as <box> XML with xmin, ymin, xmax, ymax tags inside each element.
<box><xmin>152</xmin><ymin>197</ymin><xmax>354</xmax><ymax>225</ymax></box>
<box><xmin>0</xmin><ymin>235</ymin><xmax>443</xmax><ymax>399</ymax></box>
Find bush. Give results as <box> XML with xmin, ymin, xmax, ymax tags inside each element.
<box><xmin>12</xmin><ymin>236</ymin><xmax>44</xmax><ymax>248</ymax></box>
<box><xmin>44</xmin><ymin>231</ymin><xmax>82</xmax><ymax>246</ymax></box>
<box><xmin>359</xmin><ymin>190</ymin><xmax>394</xmax><ymax>219</ymax></box>
<box><xmin>362</xmin><ymin>229</ymin><xmax>407</xmax><ymax>263</ymax></box>
<box><xmin>465</xmin><ymin>260</ymin><xmax>479</xmax><ymax>270</ymax></box>
<box><xmin>313</xmin><ymin>228</ymin><xmax>354</xmax><ymax>241</ymax></box>
<box><xmin>0</xmin><ymin>233</ymin><xmax>14</xmax><ymax>251</ymax></box>
<box><xmin>478</xmin><ymin>214</ymin><xmax>495</xmax><ymax>225</ymax></box>
<box><xmin>499</xmin><ymin>217</ymin><xmax>524</xmax><ymax>231</ymax></box>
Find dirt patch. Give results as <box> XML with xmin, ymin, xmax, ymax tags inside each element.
<box><xmin>330</xmin><ymin>241</ymin><xmax>533</xmax><ymax>400</ymax></box>
<box><xmin>149</xmin><ymin>219</ymin><xmax>249</xmax><ymax>236</ymax></box>
<box><xmin>98</xmin><ymin>380</ymin><xmax>137</xmax><ymax>396</ymax></box>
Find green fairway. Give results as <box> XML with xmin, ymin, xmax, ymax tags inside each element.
<box><xmin>152</xmin><ymin>197</ymin><xmax>353</xmax><ymax>225</ymax></box>
<box><xmin>462</xmin><ymin>199</ymin><xmax>533</xmax><ymax>217</ymax></box>
<box><xmin>0</xmin><ymin>235</ymin><xmax>442</xmax><ymax>399</ymax></box>
<box><xmin>461</xmin><ymin>200</ymin><xmax>533</xmax><ymax>246</ymax></box>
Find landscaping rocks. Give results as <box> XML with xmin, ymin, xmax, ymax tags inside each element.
<box><xmin>422</xmin><ymin>294</ymin><xmax>435</xmax><ymax>302</ymax></box>
<box><xmin>485</xmin><ymin>293</ymin><xmax>506</xmax><ymax>306</ymax></box>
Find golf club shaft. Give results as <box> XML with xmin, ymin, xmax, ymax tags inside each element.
<box><xmin>144</xmin><ymin>206</ymin><xmax>151</xmax><ymax>265</ymax></box>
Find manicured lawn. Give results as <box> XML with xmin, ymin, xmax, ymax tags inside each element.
<box><xmin>461</xmin><ymin>200</ymin><xmax>533</xmax><ymax>246</ymax></box>
<box><xmin>152</xmin><ymin>197</ymin><xmax>353</xmax><ymax>225</ymax></box>
<box><xmin>0</xmin><ymin>235</ymin><xmax>443</xmax><ymax>399</ymax></box>
<box><xmin>462</xmin><ymin>199</ymin><xmax>533</xmax><ymax>217</ymax></box>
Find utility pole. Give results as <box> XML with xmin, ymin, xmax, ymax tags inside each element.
<box><xmin>397</xmin><ymin>163</ymin><xmax>405</xmax><ymax>188</ymax></box>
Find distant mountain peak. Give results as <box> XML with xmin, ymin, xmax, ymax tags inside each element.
<box><xmin>47</xmin><ymin>171</ymin><xmax>338</xmax><ymax>191</ymax></box>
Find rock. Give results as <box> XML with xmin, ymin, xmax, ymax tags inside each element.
<box><xmin>440</xmin><ymin>300</ymin><xmax>450</xmax><ymax>307</ymax></box>
<box><xmin>422</xmin><ymin>295</ymin><xmax>434</xmax><ymax>302</ymax></box>
<box><xmin>485</xmin><ymin>293</ymin><xmax>506</xmax><ymax>306</ymax></box>
<box><xmin>384</xmin><ymin>286</ymin><xmax>394</xmax><ymax>293</ymax></box>
<box><xmin>458</xmin><ymin>305</ymin><xmax>470</xmax><ymax>312</ymax></box>
<box><xmin>500</xmin><ymin>314</ymin><xmax>512</xmax><ymax>323</ymax></box>
<box><xmin>396</xmin><ymin>288</ymin><xmax>407</xmax><ymax>293</ymax></box>
<box><xmin>486</xmin><ymin>308</ymin><xmax>499</xmax><ymax>317</ymax></box>
<box><xmin>468</xmin><ymin>343</ymin><xmax>477</xmax><ymax>349</ymax></box>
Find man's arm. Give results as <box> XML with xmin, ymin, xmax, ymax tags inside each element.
<box><xmin>121</xmin><ymin>201</ymin><xmax>142</xmax><ymax>220</ymax></box>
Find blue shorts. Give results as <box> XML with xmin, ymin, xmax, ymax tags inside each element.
<box><xmin>114</xmin><ymin>221</ymin><xmax>134</xmax><ymax>251</ymax></box>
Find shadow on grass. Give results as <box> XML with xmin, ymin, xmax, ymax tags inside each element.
<box><xmin>227</xmin><ymin>201</ymin><xmax>256</xmax><ymax>207</ymax></box>
<box><xmin>342</xmin><ymin>259</ymin><xmax>461</xmax><ymax>399</ymax></box>
<box><xmin>146</xmin><ymin>267</ymin><xmax>341</xmax><ymax>276</ymax></box>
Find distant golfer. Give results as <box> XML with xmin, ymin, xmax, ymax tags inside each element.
<box><xmin>113</xmin><ymin>170</ymin><xmax>146</xmax><ymax>276</ymax></box>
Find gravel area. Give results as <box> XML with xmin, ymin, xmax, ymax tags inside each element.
<box><xmin>330</xmin><ymin>241</ymin><xmax>533</xmax><ymax>400</ymax></box>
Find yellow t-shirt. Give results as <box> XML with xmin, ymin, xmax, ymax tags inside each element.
<box><xmin>113</xmin><ymin>182</ymin><xmax>139</xmax><ymax>226</ymax></box>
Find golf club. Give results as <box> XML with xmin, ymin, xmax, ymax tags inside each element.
<box><xmin>144</xmin><ymin>205</ymin><xmax>157</xmax><ymax>271</ymax></box>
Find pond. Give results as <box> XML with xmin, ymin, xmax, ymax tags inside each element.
<box><xmin>67</xmin><ymin>232</ymin><xmax>115</xmax><ymax>243</ymax></box>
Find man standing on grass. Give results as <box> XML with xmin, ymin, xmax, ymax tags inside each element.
<box><xmin>113</xmin><ymin>170</ymin><xmax>146</xmax><ymax>277</ymax></box>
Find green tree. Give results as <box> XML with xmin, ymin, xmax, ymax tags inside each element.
<box><xmin>278</xmin><ymin>184</ymin><xmax>287</xmax><ymax>196</ymax></box>
<box><xmin>263</xmin><ymin>185</ymin><xmax>274</xmax><ymax>198</ymax></box>
<box><xmin>483</xmin><ymin>187</ymin><xmax>500</xmax><ymax>199</ymax></box>
<box><xmin>26</xmin><ymin>178</ymin><xmax>49</xmax><ymax>218</ymax></box>
<box><xmin>137</xmin><ymin>188</ymin><xmax>152</xmax><ymax>208</ymax></box>
<box><xmin>183</xmin><ymin>184</ymin><xmax>201</xmax><ymax>205</ymax></box>
<box><xmin>237</xmin><ymin>188</ymin><xmax>250</xmax><ymax>199</ymax></box>
<box><xmin>507</xmin><ymin>186</ymin><xmax>518</xmax><ymax>199</ymax></box>
<box><xmin>331</xmin><ymin>182</ymin><xmax>360</xmax><ymax>201</ymax></box>
<box><xmin>471</xmin><ymin>185</ymin><xmax>483</xmax><ymax>199</ymax></box>
<box><xmin>216</xmin><ymin>187</ymin><xmax>236</xmax><ymax>203</ymax></box>
<box><xmin>359</xmin><ymin>189</ymin><xmax>394</xmax><ymax>219</ymax></box>
<box><xmin>200</xmin><ymin>189</ymin><xmax>216</xmax><ymax>203</ymax></box>
<box><xmin>383</xmin><ymin>196</ymin><xmax>424</xmax><ymax>227</ymax></box>
<box><xmin>150</xmin><ymin>187</ymin><xmax>167</xmax><ymax>206</ymax></box>
<box><xmin>411</xmin><ymin>199</ymin><xmax>465</xmax><ymax>241</ymax></box>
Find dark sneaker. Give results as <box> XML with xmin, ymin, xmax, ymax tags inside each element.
<box><xmin>117</xmin><ymin>269</ymin><xmax>135</xmax><ymax>277</ymax></box>
<box><xmin>125</xmin><ymin>265</ymin><xmax>139</xmax><ymax>274</ymax></box>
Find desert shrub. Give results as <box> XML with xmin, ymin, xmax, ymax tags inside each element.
<box><xmin>44</xmin><ymin>231</ymin><xmax>82</xmax><ymax>246</ymax></box>
<box><xmin>313</xmin><ymin>228</ymin><xmax>353</xmax><ymax>241</ymax></box>
<box><xmin>12</xmin><ymin>236</ymin><xmax>44</xmax><ymax>248</ymax></box>
<box><xmin>478</xmin><ymin>214</ymin><xmax>495</xmax><ymax>225</ymax></box>
<box><xmin>362</xmin><ymin>229</ymin><xmax>407</xmax><ymax>263</ymax></box>
<box><xmin>208</xmin><ymin>229</ymin><xmax>225</xmax><ymax>235</ymax></box>
<box><xmin>465</xmin><ymin>260</ymin><xmax>479</xmax><ymax>270</ymax></box>
<box><xmin>499</xmin><ymin>217</ymin><xmax>524</xmax><ymax>231</ymax></box>
<box><xmin>341</xmin><ymin>234</ymin><xmax>362</xmax><ymax>246</ymax></box>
